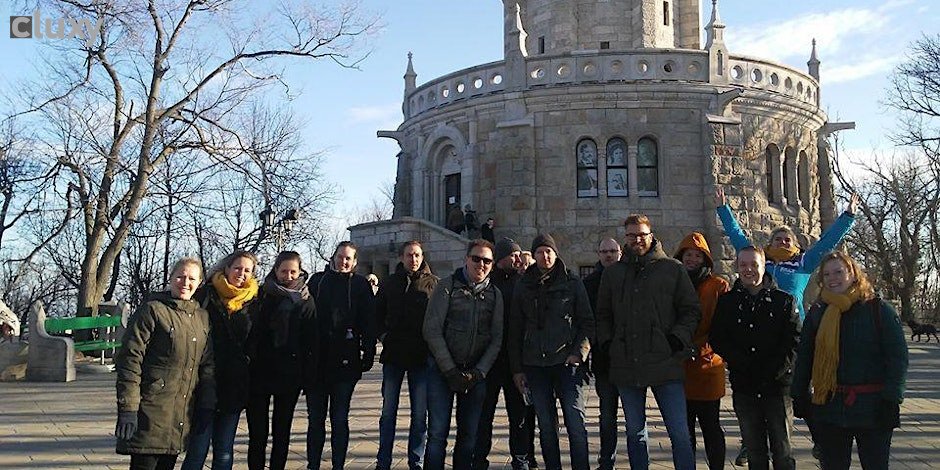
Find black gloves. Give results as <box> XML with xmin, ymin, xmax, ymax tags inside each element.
<box><xmin>115</xmin><ymin>411</ymin><xmax>138</xmax><ymax>441</ymax></box>
<box><xmin>444</xmin><ymin>369</ymin><xmax>467</xmax><ymax>393</ymax></box>
<box><xmin>361</xmin><ymin>349</ymin><xmax>376</xmax><ymax>372</ymax></box>
<box><xmin>467</xmin><ymin>368</ymin><xmax>485</xmax><ymax>388</ymax></box>
<box><xmin>792</xmin><ymin>395</ymin><xmax>812</xmax><ymax>419</ymax></box>
<box><xmin>666</xmin><ymin>334</ymin><xmax>684</xmax><ymax>353</ymax></box>
<box><xmin>875</xmin><ymin>399</ymin><xmax>901</xmax><ymax>429</ymax></box>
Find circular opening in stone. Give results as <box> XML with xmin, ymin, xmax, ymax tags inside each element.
<box><xmin>688</xmin><ymin>62</ymin><xmax>701</xmax><ymax>74</ymax></box>
<box><xmin>610</xmin><ymin>60</ymin><xmax>624</xmax><ymax>74</ymax></box>
<box><xmin>731</xmin><ymin>65</ymin><xmax>744</xmax><ymax>80</ymax></box>
<box><xmin>456</xmin><ymin>82</ymin><xmax>465</xmax><ymax>93</ymax></box>
<box><xmin>491</xmin><ymin>73</ymin><xmax>503</xmax><ymax>85</ymax></box>
<box><xmin>751</xmin><ymin>69</ymin><xmax>763</xmax><ymax>83</ymax></box>
<box><xmin>427</xmin><ymin>91</ymin><xmax>435</xmax><ymax>103</ymax></box>
<box><xmin>530</xmin><ymin>68</ymin><xmax>545</xmax><ymax>79</ymax></box>
<box><xmin>784</xmin><ymin>77</ymin><xmax>793</xmax><ymax>89</ymax></box>
<box><xmin>663</xmin><ymin>61</ymin><xmax>676</xmax><ymax>73</ymax></box>
<box><xmin>473</xmin><ymin>77</ymin><xmax>483</xmax><ymax>89</ymax></box>
<box><xmin>797</xmin><ymin>82</ymin><xmax>804</xmax><ymax>94</ymax></box>
<box><xmin>557</xmin><ymin>64</ymin><xmax>571</xmax><ymax>78</ymax></box>
<box><xmin>770</xmin><ymin>73</ymin><xmax>780</xmax><ymax>86</ymax></box>
<box><xmin>637</xmin><ymin>60</ymin><xmax>650</xmax><ymax>74</ymax></box>
<box><xmin>583</xmin><ymin>63</ymin><xmax>597</xmax><ymax>76</ymax></box>
<box><xmin>441</xmin><ymin>87</ymin><xmax>449</xmax><ymax>98</ymax></box>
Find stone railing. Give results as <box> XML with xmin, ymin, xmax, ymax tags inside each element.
<box><xmin>405</xmin><ymin>49</ymin><xmax>820</xmax><ymax>119</ymax></box>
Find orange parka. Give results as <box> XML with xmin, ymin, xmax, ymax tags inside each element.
<box><xmin>675</xmin><ymin>232</ymin><xmax>730</xmax><ymax>401</ymax></box>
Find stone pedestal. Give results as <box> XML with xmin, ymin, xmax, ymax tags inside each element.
<box><xmin>26</xmin><ymin>302</ymin><xmax>75</xmax><ymax>383</ymax></box>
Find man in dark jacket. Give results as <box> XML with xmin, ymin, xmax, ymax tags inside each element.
<box><xmin>509</xmin><ymin>233</ymin><xmax>595</xmax><ymax>470</ymax></box>
<box><xmin>711</xmin><ymin>246</ymin><xmax>800</xmax><ymax>470</ymax></box>
<box><xmin>375</xmin><ymin>240</ymin><xmax>439</xmax><ymax>470</ymax></box>
<box><xmin>582</xmin><ymin>237</ymin><xmax>622</xmax><ymax>470</ymax></box>
<box><xmin>473</xmin><ymin>237</ymin><xmax>537</xmax><ymax>470</ymax></box>
<box><xmin>423</xmin><ymin>239</ymin><xmax>503</xmax><ymax>470</ymax></box>
<box><xmin>595</xmin><ymin>214</ymin><xmax>701</xmax><ymax>470</ymax></box>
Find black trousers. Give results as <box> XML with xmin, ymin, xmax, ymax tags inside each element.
<box><xmin>814</xmin><ymin>421</ymin><xmax>893</xmax><ymax>470</ymax></box>
<box><xmin>246</xmin><ymin>387</ymin><xmax>302</xmax><ymax>470</ymax></box>
<box><xmin>686</xmin><ymin>399</ymin><xmax>726</xmax><ymax>470</ymax></box>
<box><xmin>129</xmin><ymin>453</ymin><xmax>177</xmax><ymax>470</ymax></box>
<box><xmin>473</xmin><ymin>358</ymin><xmax>536</xmax><ymax>469</ymax></box>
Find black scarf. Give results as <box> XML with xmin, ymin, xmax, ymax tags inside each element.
<box><xmin>262</xmin><ymin>271</ymin><xmax>310</xmax><ymax>348</ymax></box>
<box><xmin>687</xmin><ymin>265</ymin><xmax>712</xmax><ymax>289</ymax></box>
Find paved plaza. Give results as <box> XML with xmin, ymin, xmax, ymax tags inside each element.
<box><xmin>2</xmin><ymin>341</ymin><xmax>939</xmax><ymax>469</ymax></box>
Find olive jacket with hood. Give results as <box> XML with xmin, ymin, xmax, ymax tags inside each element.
<box><xmin>675</xmin><ymin>233</ymin><xmax>731</xmax><ymax>401</ymax></box>
<box><xmin>508</xmin><ymin>258</ymin><xmax>594</xmax><ymax>372</ymax></box>
<box><xmin>115</xmin><ymin>292</ymin><xmax>215</xmax><ymax>455</ymax></box>
<box><xmin>376</xmin><ymin>261</ymin><xmax>439</xmax><ymax>369</ymax></box>
<box><xmin>595</xmin><ymin>238</ymin><xmax>701</xmax><ymax>387</ymax></box>
<box><xmin>423</xmin><ymin>267</ymin><xmax>504</xmax><ymax>376</ymax></box>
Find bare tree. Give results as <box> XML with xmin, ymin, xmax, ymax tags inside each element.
<box><xmin>6</xmin><ymin>0</ymin><xmax>377</xmax><ymax>315</ymax></box>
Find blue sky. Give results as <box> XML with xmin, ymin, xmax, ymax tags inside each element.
<box><xmin>2</xmin><ymin>0</ymin><xmax>937</xmax><ymax>234</ymax></box>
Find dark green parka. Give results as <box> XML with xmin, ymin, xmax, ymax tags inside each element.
<box><xmin>115</xmin><ymin>292</ymin><xmax>214</xmax><ymax>455</ymax></box>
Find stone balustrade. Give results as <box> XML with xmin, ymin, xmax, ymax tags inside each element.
<box><xmin>405</xmin><ymin>50</ymin><xmax>819</xmax><ymax>118</ymax></box>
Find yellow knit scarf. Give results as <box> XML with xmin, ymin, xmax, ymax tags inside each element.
<box><xmin>765</xmin><ymin>245</ymin><xmax>800</xmax><ymax>263</ymax></box>
<box><xmin>211</xmin><ymin>271</ymin><xmax>259</xmax><ymax>315</ymax></box>
<box><xmin>811</xmin><ymin>286</ymin><xmax>864</xmax><ymax>404</ymax></box>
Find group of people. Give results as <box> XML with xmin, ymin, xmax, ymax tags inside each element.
<box><xmin>113</xmin><ymin>192</ymin><xmax>909</xmax><ymax>470</ymax></box>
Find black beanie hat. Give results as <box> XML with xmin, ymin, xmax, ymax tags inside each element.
<box><xmin>495</xmin><ymin>237</ymin><xmax>522</xmax><ymax>262</ymax></box>
<box><xmin>530</xmin><ymin>233</ymin><xmax>558</xmax><ymax>255</ymax></box>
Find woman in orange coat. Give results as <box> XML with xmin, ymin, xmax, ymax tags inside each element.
<box><xmin>675</xmin><ymin>232</ymin><xmax>730</xmax><ymax>470</ymax></box>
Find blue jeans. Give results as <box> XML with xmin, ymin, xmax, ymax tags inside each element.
<box><xmin>525</xmin><ymin>364</ymin><xmax>590</xmax><ymax>470</ymax></box>
<box><xmin>595</xmin><ymin>373</ymin><xmax>620</xmax><ymax>470</ymax></box>
<box><xmin>305</xmin><ymin>379</ymin><xmax>358</xmax><ymax>470</ymax></box>
<box><xmin>425</xmin><ymin>362</ymin><xmax>487</xmax><ymax>470</ymax></box>
<box><xmin>376</xmin><ymin>362</ymin><xmax>429</xmax><ymax>469</ymax></box>
<box><xmin>182</xmin><ymin>408</ymin><xmax>242</xmax><ymax>470</ymax></box>
<box><xmin>617</xmin><ymin>380</ymin><xmax>694</xmax><ymax>470</ymax></box>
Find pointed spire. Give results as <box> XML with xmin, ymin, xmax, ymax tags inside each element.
<box><xmin>807</xmin><ymin>39</ymin><xmax>820</xmax><ymax>80</ymax></box>
<box><xmin>705</xmin><ymin>0</ymin><xmax>725</xmax><ymax>49</ymax></box>
<box><xmin>404</xmin><ymin>52</ymin><xmax>416</xmax><ymax>93</ymax></box>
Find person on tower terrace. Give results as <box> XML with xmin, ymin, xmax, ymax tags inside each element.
<box><xmin>305</xmin><ymin>241</ymin><xmax>377</xmax><ymax>470</ymax></box>
<box><xmin>374</xmin><ymin>240</ymin><xmax>439</xmax><ymax>470</ymax></box>
<box><xmin>791</xmin><ymin>251</ymin><xmax>908</xmax><ymax>470</ymax></box>
<box><xmin>581</xmin><ymin>237</ymin><xmax>623</xmax><ymax>470</ymax></box>
<box><xmin>710</xmin><ymin>246</ymin><xmax>801</xmax><ymax>470</ymax></box>
<box><xmin>473</xmin><ymin>237</ymin><xmax>538</xmax><ymax>470</ymax></box>
<box><xmin>674</xmin><ymin>232</ymin><xmax>730</xmax><ymax>470</ymax></box>
<box><xmin>595</xmin><ymin>214</ymin><xmax>701</xmax><ymax>470</ymax></box>
<box><xmin>715</xmin><ymin>187</ymin><xmax>857</xmax><ymax>463</ymax></box>
<box><xmin>481</xmin><ymin>217</ymin><xmax>496</xmax><ymax>243</ymax></box>
<box><xmin>509</xmin><ymin>233</ymin><xmax>595</xmax><ymax>470</ymax></box>
<box><xmin>423</xmin><ymin>239</ymin><xmax>504</xmax><ymax>470</ymax></box>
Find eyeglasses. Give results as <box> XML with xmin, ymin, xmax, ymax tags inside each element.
<box><xmin>598</xmin><ymin>249</ymin><xmax>621</xmax><ymax>254</ymax></box>
<box><xmin>469</xmin><ymin>255</ymin><xmax>494</xmax><ymax>265</ymax></box>
<box><xmin>625</xmin><ymin>232</ymin><xmax>651</xmax><ymax>240</ymax></box>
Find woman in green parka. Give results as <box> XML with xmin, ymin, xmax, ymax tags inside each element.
<box><xmin>115</xmin><ymin>257</ymin><xmax>215</xmax><ymax>470</ymax></box>
<box><xmin>791</xmin><ymin>251</ymin><xmax>909</xmax><ymax>470</ymax></box>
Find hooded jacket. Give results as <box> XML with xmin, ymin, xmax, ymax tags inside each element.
<box><xmin>376</xmin><ymin>261</ymin><xmax>439</xmax><ymax>368</ymax></box>
<box><xmin>423</xmin><ymin>268</ymin><xmax>504</xmax><ymax>375</ymax></box>
<box><xmin>308</xmin><ymin>268</ymin><xmax>377</xmax><ymax>383</ymax></box>
<box><xmin>717</xmin><ymin>205</ymin><xmax>855</xmax><ymax>318</ymax></box>
<box><xmin>710</xmin><ymin>275</ymin><xmax>801</xmax><ymax>396</ymax></box>
<box><xmin>595</xmin><ymin>239</ymin><xmax>701</xmax><ymax>387</ymax></box>
<box><xmin>115</xmin><ymin>292</ymin><xmax>214</xmax><ymax>455</ymax></box>
<box><xmin>675</xmin><ymin>233</ymin><xmax>730</xmax><ymax>401</ymax></box>
<box><xmin>508</xmin><ymin>257</ymin><xmax>594</xmax><ymax>372</ymax></box>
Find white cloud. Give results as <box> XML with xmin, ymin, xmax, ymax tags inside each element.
<box><xmin>345</xmin><ymin>103</ymin><xmax>402</xmax><ymax>127</ymax></box>
<box><xmin>824</xmin><ymin>57</ymin><xmax>898</xmax><ymax>85</ymax></box>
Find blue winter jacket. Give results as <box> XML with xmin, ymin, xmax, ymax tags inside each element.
<box><xmin>717</xmin><ymin>205</ymin><xmax>855</xmax><ymax>318</ymax></box>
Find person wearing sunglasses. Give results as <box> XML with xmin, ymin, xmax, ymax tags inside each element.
<box><xmin>423</xmin><ymin>239</ymin><xmax>504</xmax><ymax>470</ymax></box>
<box><xmin>509</xmin><ymin>233</ymin><xmax>595</xmax><ymax>470</ymax></box>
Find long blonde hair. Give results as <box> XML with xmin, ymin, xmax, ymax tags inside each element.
<box><xmin>815</xmin><ymin>251</ymin><xmax>875</xmax><ymax>301</ymax></box>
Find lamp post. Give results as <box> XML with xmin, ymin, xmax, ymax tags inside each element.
<box><xmin>259</xmin><ymin>206</ymin><xmax>300</xmax><ymax>252</ymax></box>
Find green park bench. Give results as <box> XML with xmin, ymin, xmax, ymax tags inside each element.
<box><xmin>44</xmin><ymin>314</ymin><xmax>125</xmax><ymax>361</ymax></box>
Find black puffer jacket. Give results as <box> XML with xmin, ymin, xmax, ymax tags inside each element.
<box><xmin>509</xmin><ymin>258</ymin><xmax>594</xmax><ymax>372</ymax></box>
<box><xmin>195</xmin><ymin>285</ymin><xmax>256</xmax><ymax>412</ymax></box>
<box><xmin>377</xmin><ymin>262</ymin><xmax>439</xmax><ymax>369</ymax></box>
<box><xmin>711</xmin><ymin>275</ymin><xmax>801</xmax><ymax>396</ymax></box>
<box><xmin>249</xmin><ymin>276</ymin><xmax>318</xmax><ymax>395</ymax></box>
<box><xmin>489</xmin><ymin>266</ymin><xmax>520</xmax><ymax>370</ymax></box>
<box><xmin>308</xmin><ymin>268</ymin><xmax>377</xmax><ymax>382</ymax></box>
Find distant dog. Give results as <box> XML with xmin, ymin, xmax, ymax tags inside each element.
<box><xmin>908</xmin><ymin>320</ymin><xmax>940</xmax><ymax>343</ymax></box>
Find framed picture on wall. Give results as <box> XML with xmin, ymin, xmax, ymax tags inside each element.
<box><xmin>607</xmin><ymin>168</ymin><xmax>628</xmax><ymax>197</ymax></box>
<box><xmin>577</xmin><ymin>169</ymin><xmax>598</xmax><ymax>197</ymax></box>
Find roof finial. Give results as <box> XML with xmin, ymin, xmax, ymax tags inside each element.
<box><xmin>807</xmin><ymin>39</ymin><xmax>820</xmax><ymax>80</ymax></box>
<box><xmin>710</xmin><ymin>0</ymin><xmax>723</xmax><ymax>26</ymax></box>
<box><xmin>705</xmin><ymin>0</ymin><xmax>725</xmax><ymax>49</ymax></box>
<box><xmin>404</xmin><ymin>52</ymin><xmax>417</xmax><ymax>93</ymax></box>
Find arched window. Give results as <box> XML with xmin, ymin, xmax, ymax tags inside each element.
<box><xmin>576</xmin><ymin>138</ymin><xmax>598</xmax><ymax>197</ymax></box>
<box><xmin>784</xmin><ymin>147</ymin><xmax>798</xmax><ymax>206</ymax></box>
<box><xmin>637</xmin><ymin>137</ymin><xmax>659</xmax><ymax>197</ymax></box>
<box><xmin>765</xmin><ymin>144</ymin><xmax>781</xmax><ymax>203</ymax></box>
<box><xmin>799</xmin><ymin>150</ymin><xmax>811</xmax><ymax>211</ymax></box>
<box><xmin>606</xmin><ymin>138</ymin><xmax>628</xmax><ymax>197</ymax></box>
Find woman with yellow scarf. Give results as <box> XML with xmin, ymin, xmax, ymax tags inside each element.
<box><xmin>182</xmin><ymin>251</ymin><xmax>260</xmax><ymax>470</ymax></box>
<box><xmin>791</xmin><ymin>251</ymin><xmax>908</xmax><ymax>469</ymax></box>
